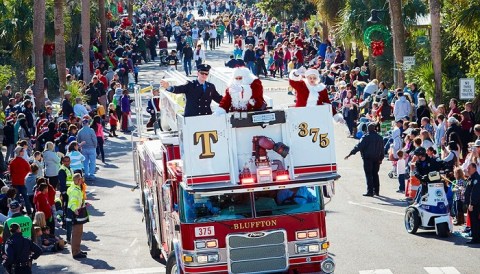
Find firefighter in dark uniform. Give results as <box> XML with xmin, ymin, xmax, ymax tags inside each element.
<box><xmin>160</xmin><ymin>64</ymin><xmax>223</xmax><ymax>117</ymax></box>
<box><xmin>2</xmin><ymin>223</ymin><xmax>42</xmax><ymax>274</ymax></box>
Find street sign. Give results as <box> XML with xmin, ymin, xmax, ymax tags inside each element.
<box><xmin>459</xmin><ymin>78</ymin><xmax>475</xmax><ymax>100</ymax></box>
<box><xmin>403</xmin><ymin>56</ymin><xmax>415</xmax><ymax>70</ymax></box>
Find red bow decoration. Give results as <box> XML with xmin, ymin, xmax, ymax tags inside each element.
<box><xmin>117</xmin><ymin>2</ymin><xmax>124</xmax><ymax>14</ymax></box>
<box><xmin>121</xmin><ymin>17</ymin><xmax>132</xmax><ymax>29</ymax></box>
<box><xmin>371</xmin><ymin>40</ymin><xmax>385</xmax><ymax>57</ymax></box>
<box><xmin>43</xmin><ymin>43</ymin><xmax>55</xmax><ymax>56</ymax></box>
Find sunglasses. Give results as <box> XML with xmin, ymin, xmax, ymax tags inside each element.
<box><xmin>199</xmin><ymin>72</ymin><xmax>209</xmax><ymax>76</ymax></box>
<box><xmin>235</xmin><ymin>77</ymin><xmax>243</xmax><ymax>80</ymax></box>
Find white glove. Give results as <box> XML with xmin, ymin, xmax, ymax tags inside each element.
<box><xmin>333</xmin><ymin>113</ymin><xmax>345</xmax><ymax>124</ymax></box>
<box><xmin>296</xmin><ymin>66</ymin><xmax>307</xmax><ymax>76</ymax></box>
<box><xmin>213</xmin><ymin>107</ymin><xmax>227</xmax><ymax>116</ymax></box>
<box><xmin>229</xmin><ymin>84</ymin><xmax>243</xmax><ymax>94</ymax></box>
<box><xmin>248</xmin><ymin>99</ymin><xmax>255</xmax><ymax>106</ymax></box>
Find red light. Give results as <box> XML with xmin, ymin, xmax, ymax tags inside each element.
<box><xmin>241</xmin><ymin>177</ymin><xmax>255</xmax><ymax>185</ymax></box>
<box><xmin>276</xmin><ymin>174</ymin><xmax>289</xmax><ymax>181</ymax></box>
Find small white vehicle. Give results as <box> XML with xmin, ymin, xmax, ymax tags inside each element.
<box><xmin>404</xmin><ymin>171</ymin><xmax>452</xmax><ymax>237</ymax></box>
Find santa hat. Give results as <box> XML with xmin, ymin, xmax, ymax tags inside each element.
<box><xmin>231</xmin><ymin>67</ymin><xmax>256</xmax><ymax>85</ymax></box>
<box><xmin>305</xmin><ymin>68</ymin><xmax>319</xmax><ymax>78</ymax></box>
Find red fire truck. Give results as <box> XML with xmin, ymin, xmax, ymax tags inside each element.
<box><xmin>133</xmin><ymin>83</ymin><xmax>339</xmax><ymax>274</ymax></box>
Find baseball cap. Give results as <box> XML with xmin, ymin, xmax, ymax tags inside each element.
<box><xmin>9</xmin><ymin>200</ymin><xmax>20</xmax><ymax>210</ymax></box>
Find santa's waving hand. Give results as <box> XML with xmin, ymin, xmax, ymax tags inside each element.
<box><xmin>289</xmin><ymin>66</ymin><xmax>345</xmax><ymax>123</ymax></box>
<box><xmin>215</xmin><ymin>67</ymin><xmax>266</xmax><ymax>114</ymax></box>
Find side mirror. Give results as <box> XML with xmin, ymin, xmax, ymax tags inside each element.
<box><xmin>323</xmin><ymin>181</ymin><xmax>335</xmax><ymax>199</ymax></box>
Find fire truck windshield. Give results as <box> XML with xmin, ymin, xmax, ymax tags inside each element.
<box><xmin>181</xmin><ymin>189</ymin><xmax>253</xmax><ymax>223</ymax></box>
<box><xmin>254</xmin><ymin>186</ymin><xmax>322</xmax><ymax>217</ymax></box>
<box><xmin>180</xmin><ymin>186</ymin><xmax>323</xmax><ymax>223</ymax></box>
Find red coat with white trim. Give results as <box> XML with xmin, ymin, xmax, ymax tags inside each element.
<box><xmin>289</xmin><ymin>78</ymin><xmax>337</xmax><ymax>115</ymax></box>
<box><xmin>219</xmin><ymin>79</ymin><xmax>265</xmax><ymax>112</ymax></box>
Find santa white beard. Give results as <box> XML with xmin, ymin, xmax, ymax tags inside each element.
<box><xmin>304</xmin><ymin>80</ymin><xmax>326</xmax><ymax>106</ymax></box>
<box><xmin>229</xmin><ymin>84</ymin><xmax>252</xmax><ymax>110</ymax></box>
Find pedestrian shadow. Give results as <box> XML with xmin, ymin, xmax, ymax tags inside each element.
<box><xmin>89</xmin><ymin>177</ymin><xmax>135</xmax><ymax>190</ymax></box>
<box><xmin>412</xmin><ymin>230</ymin><xmax>479</xmax><ymax>247</ymax></box>
<box><xmin>100</xmin><ymin>162</ymin><xmax>119</xmax><ymax>169</ymax></box>
<box><xmin>32</xmin><ymin>263</ymin><xmax>72</xmax><ymax>273</ymax></box>
<box><xmin>372</xmin><ymin>195</ymin><xmax>409</xmax><ymax>209</ymax></box>
<box><xmin>79</xmin><ymin>258</ymin><xmax>115</xmax><ymax>271</ymax></box>
<box><xmin>86</xmin><ymin>203</ymin><xmax>105</xmax><ymax>217</ymax></box>
<box><xmin>83</xmin><ymin>231</ymin><xmax>100</xmax><ymax>242</ymax></box>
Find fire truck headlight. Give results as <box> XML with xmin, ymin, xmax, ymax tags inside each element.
<box><xmin>296</xmin><ymin>243</ymin><xmax>320</xmax><ymax>254</ymax></box>
<box><xmin>207</xmin><ymin>254</ymin><xmax>219</xmax><ymax>262</ymax></box>
<box><xmin>296</xmin><ymin>231</ymin><xmax>308</xmax><ymax>240</ymax></box>
<box><xmin>195</xmin><ymin>241</ymin><xmax>206</xmax><ymax>249</ymax></box>
<box><xmin>183</xmin><ymin>255</ymin><xmax>194</xmax><ymax>263</ymax></box>
<box><xmin>197</xmin><ymin>255</ymin><xmax>208</xmax><ymax>264</ymax></box>
<box><xmin>197</xmin><ymin>253</ymin><xmax>219</xmax><ymax>264</ymax></box>
<box><xmin>308</xmin><ymin>244</ymin><xmax>320</xmax><ymax>253</ymax></box>
<box><xmin>296</xmin><ymin>244</ymin><xmax>309</xmax><ymax>253</ymax></box>
<box><xmin>206</xmin><ymin>240</ymin><xmax>218</xmax><ymax>248</ymax></box>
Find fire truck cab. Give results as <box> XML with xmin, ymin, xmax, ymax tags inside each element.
<box><xmin>134</xmin><ymin>83</ymin><xmax>339</xmax><ymax>274</ymax></box>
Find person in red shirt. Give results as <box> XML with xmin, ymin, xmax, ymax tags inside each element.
<box><xmin>9</xmin><ymin>146</ymin><xmax>32</xmax><ymax>214</ymax></box>
<box><xmin>33</xmin><ymin>182</ymin><xmax>54</xmax><ymax>234</ymax></box>
<box><xmin>448</xmin><ymin>98</ymin><xmax>461</xmax><ymax>117</ymax></box>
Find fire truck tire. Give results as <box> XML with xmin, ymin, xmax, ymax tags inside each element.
<box><xmin>166</xmin><ymin>253</ymin><xmax>179</xmax><ymax>274</ymax></box>
<box><xmin>149</xmin><ymin>232</ymin><xmax>161</xmax><ymax>258</ymax></box>
<box><xmin>144</xmin><ymin>206</ymin><xmax>161</xmax><ymax>258</ymax></box>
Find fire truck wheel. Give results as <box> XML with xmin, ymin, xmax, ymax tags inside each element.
<box><xmin>166</xmin><ymin>253</ymin><xmax>179</xmax><ymax>274</ymax></box>
<box><xmin>144</xmin><ymin>205</ymin><xmax>161</xmax><ymax>258</ymax></box>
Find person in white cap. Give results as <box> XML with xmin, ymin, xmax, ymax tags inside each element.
<box><xmin>289</xmin><ymin>66</ymin><xmax>344</xmax><ymax>123</ymax></box>
<box><xmin>215</xmin><ymin>67</ymin><xmax>266</xmax><ymax>114</ymax></box>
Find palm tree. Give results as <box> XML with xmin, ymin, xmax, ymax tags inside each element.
<box><xmin>81</xmin><ymin>0</ymin><xmax>90</xmax><ymax>82</ymax></box>
<box><xmin>54</xmin><ymin>0</ymin><xmax>67</xmax><ymax>100</ymax></box>
<box><xmin>99</xmin><ymin>0</ymin><xmax>107</xmax><ymax>57</ymax></box>
<box><xmin>312</xmin><ymin>0</ymin><xmax>346</xmax><ymax>40</ymax></box>
<box><xmin>429</xmin><ymin>0</ymin><xmax>442</xmax><ymax>104</ymax></box>
<box><xmin>128</xmin><ymin>0</ymin><xmax>133</xmax><ymax>21</ymax></box>
<box><xmin>388</xmin><ymin>0</ymin><xmax>405</xmax><ymax>88</ymax></box>
<box><xmin>33</xmin><ymin>0</ymin><xmax>46</xmax><ymax>108</ymax></box>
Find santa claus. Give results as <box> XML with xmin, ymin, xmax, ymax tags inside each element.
<box><xmin>215</xmin><ymin>67</ymin><xmax>266</xmax><ymax>114</ymax></box>
<box><xmin>289</xmin><ymin>66</ymin><xmax>344</xmax><ymax>123</ymax></box>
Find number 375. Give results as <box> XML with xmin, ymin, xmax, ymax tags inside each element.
<box><xmin>298</xmin><ymin>122</ymin><xmax>329</xmax><ymax>148</ymax></box>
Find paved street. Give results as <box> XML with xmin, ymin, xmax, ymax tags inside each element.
<box><xmin>33</xmin><ymin>41</ymin><xmax>480</xmax><ymax>274</ymax></box>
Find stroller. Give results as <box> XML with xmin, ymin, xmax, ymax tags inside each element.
<box><xmin>158</xmin><ymin>49</ymin><xmax>169</xmax><ymax>67</ymax></box>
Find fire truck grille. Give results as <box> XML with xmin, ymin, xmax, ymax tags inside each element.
<box><xmin>227</xmin><ymin>230</ymin><xmax>287</xmax><ymax>274</ymax></box>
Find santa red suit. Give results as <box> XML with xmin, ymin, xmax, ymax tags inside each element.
<box><xmin>216</xmin><ymin>67</ymin><xmax>265</xmax><ymax>114</ymax></box>
<box><xmin>289</xmin><ymin>67</ymin><xmax>344</xmax><ymax>122</ymax></box>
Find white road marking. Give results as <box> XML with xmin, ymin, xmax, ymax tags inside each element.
<box><xmin>424</xmin><ymin>267</ymin><xmax>461</xmax><ymax>274</ymax></box>
<box><xmin>129</xmin><ymin>237</ymin><xmax>138</xmax><ymax>247</ymax></box>
<box><xmin>359</xmin><ymin>269</ymin><xmax>394</xmax><ymax>274</ymax></box>
<box><xmin>348</xmin><ymin>201</ymin><xmax>404</xmax><ymax>216</ymax></box>
<box><xmin>86</xmin><ymin>267</ymin><xmax>165</xmax><ymax>274</ymax></box>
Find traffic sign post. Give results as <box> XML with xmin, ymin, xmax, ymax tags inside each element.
<box><xmin>459</xmin><ymin>78</ymin><xmax>475</xmax><ymax>100</ymax></box>
<box><xmin>403</xmin><ymin>56</ymin><xmax>415</xmax><ymax>71</ymax></box>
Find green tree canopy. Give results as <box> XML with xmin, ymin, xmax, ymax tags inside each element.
<box><xmin>257</xmin><ymin>0</ymin><xmax>317</xmax><ymax>21</ymax></box>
